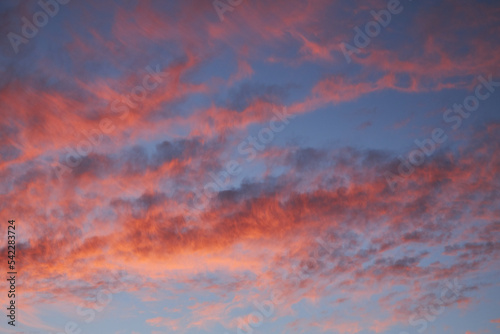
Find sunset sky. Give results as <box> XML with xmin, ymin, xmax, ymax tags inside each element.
<box><xmin>1</xmin><ymin>0</ymin><xmax>500</xmax><ymax>333</ymax></box>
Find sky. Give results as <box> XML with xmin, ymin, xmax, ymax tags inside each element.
<box><xmin>0</xmin><ymin>0</ymin><xmax>499</xmax><ymax>333</ymax></box>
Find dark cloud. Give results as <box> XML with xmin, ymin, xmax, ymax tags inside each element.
<box><xmin>226</xmin><ymin>82</ymin><xmax>297</xmax><ymax>112</ymax></box>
